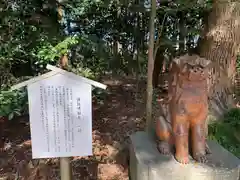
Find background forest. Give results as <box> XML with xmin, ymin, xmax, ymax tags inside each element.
<box><xmin>0</xmin><ymin>0</ymin><xmax>239</xmax><ymax>179</ymax></box>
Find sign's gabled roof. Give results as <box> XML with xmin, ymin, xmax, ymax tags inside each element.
<box><xmin>11</xmin><ymin>64</ymin><xmax>107</xmax><ymax>91</ymax></box>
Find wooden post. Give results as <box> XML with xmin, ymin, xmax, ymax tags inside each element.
<box><xmin>60</xmin><ymin>158</ymin><xmax>72</xmax><ymax>180</ymax></box>
<box><xmin>56</xmin><ymin>3</ymin><xmax>72</xmax><ymax>178</ymax></box>
<box><xmin>59</xmin><ymin>54</ymin><xmax>72</xmax><ymax>180</ymax></box>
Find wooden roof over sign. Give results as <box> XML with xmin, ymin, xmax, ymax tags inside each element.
<box><xmin>11</xmin><ymin>64</ymin><xmax>107</xmax><ymax>91</ymax></box>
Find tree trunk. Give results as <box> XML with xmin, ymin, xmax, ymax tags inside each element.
<box><xmin>146</xmin><ymin>0</ymin><xmax>156</xmax><ymax>133</ymax></box>
<box><xmin>198</xmin><ymin>0</ymin><xmax>240</xmax><ymax>119</ymax></box>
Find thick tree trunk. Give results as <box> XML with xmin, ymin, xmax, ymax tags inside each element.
<box><xmin>198</xmin><ymin>0</ymin><xmax>240</xmax><ymax>119</ymax></box>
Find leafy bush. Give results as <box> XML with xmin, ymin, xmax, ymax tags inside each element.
<box><xmin>237</xmin><ymin>55</ymin><xmax>240</xmax><ymax>72</ymax></box>
<box><xmin>208</xmin><ymin>108</ymin><xmax>240</xmax><ymax>158</ymax></box>
<box><xmin>0</xmin><ymin>75</ymin><xmax>29</xmax><ymax>120</ymax></box>
<box><xmin>0</xmin><ymin>89</ymin><xmax>28</xmax><ymax>120</ymax></box>
<box><xmin>67</xmin><ymin>64</ymin><xmax>96</xmax><ymax>80</ymax></box>
<box><xmin>34</xmin><ymin>36</ymin><xmax>79</xmax><ymax>71</ymax></box>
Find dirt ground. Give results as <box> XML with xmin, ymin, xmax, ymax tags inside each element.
<box><xmin>0</xmin><ymin>75</ymin><xmax>160</xmax><ymax>180</ymax></box>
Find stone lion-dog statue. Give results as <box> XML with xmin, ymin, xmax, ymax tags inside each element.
<box><xmin>155</xmin><ymin>54</ymin><xmax>230</xmax><ymax>164</ymax></box>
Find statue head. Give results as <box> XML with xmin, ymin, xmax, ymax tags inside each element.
<box><xmin>172</xmin><ymin>54</ymin><xmax>212</xmax><ymax>81</ymax></box>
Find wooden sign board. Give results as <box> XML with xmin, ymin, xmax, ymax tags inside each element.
<box><xmin>28</xmin><ymin>73</ymin><xmax>92</xmax><ymax>158</ymax></box>
<box><xmin>11</xmin><ymin>65</ymin><xmax>107</xmax><ymax>159</ymax></box>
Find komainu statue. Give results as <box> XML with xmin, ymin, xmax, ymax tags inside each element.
<box><xmin>155</xmin><ymin>54</ymin><xmax>229</xmax><ymax>164</ymax></box>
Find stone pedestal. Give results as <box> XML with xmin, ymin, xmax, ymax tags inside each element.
<box><xmin>129</xmin><ymin>131</ymin><xmax>240</xmax><ymax>180</ymax></box>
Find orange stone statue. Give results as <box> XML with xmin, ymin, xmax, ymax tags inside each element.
<box><xmin>155</xmin><ymin>54</ymin><xmax>216</xmax><ymax>164</ymax></box>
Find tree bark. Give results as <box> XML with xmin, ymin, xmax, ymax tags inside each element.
<box><xmin>146</xmin><ymin>0</ymin><xmax>156</xmax><ymax>133</ymax></box>
<box><xmin>198</xmin><ymin>0</ymin><xmax>240</xmax><ymax>119</ymax></box>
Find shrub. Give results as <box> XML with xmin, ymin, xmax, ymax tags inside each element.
<box><xmin>208</xmin><ymin>108</ymin><xmax>240</xmax><ymax>158</ymax></box>
<box><xmin>0</xmin><ymin>89</ymin><xmax>28</xmax><ymax>120</ymax></box>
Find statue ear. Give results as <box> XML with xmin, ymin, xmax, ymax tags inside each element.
<box><xmin>202</xmin><ymin>61</ymin><xmax>213</xmax><ymax>76</ymax></box>
<box><xmin>197</xmin><ymin>57</ymin><xmax>212</xmax><ymax>69</ymax></box>
<box><xmin>202</xmin><ymin>60</ymin><xmax>211</xmax><ymax>67</ymax></box>
<box><xmin>171</xmin><ymin>58</ymin><xmax>181</xmax><ymax>73</ymax></box>
<box><xmin>172</xmin><ymin>56</ymin><xmax>190</xmax><ymax>74</ymax></box>
<box><xmin>172</xmin><ymin>58</ymin><xmax>181</xmax><ymax>66</ymax></box>
<box><xmin>172</xmin><ymin>54</ymin><xmax>189</xmax><ymax>66</ymax></box>
<box><xmin>181</xmin><ymin>63</ymin><xmax>189</xmax><ymax>74</ymax></box>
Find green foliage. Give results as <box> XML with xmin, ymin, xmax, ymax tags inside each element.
<box><xmin>0</xmin><ymin>70</ymin><xmax>29</xmax><ymax>120</ymax></box>
<box><xmin>0</xmin><ymin>0</ymin><xmax>215</xmax><ymax>121</ymax></box>
<box><xmin>208</xmin><ymin>108</ymin><xmax>240</xmax><ymax>158</ymax></box>
<box><xmin>64</xmin><ymin>0</ymin><xmax>104</xmax><ymax>17</ymax></box>
<box><xmin>0</xmin><ymin>0</ymin><xmax>60</xmax><ymax>72</ymax></box>
<box><xmin>236</xmin><ymin>55</ymin><xmax>240</xmax><ymax>72</ymax></box>
<box><xmin>67</xmin><ymin>65</ymin><xmax>96</xmax><ymax>80</ymax></box>
<box><xmin>0</xmin><ymin>89</ymin><xmax>28</xmax><ymax>120</ymax></box>
<box><xmin>34</xmin><ymin>36</ymin><xmax>79</xmax><ymax>69</ymax></box>
<box><xmin>70</xmin><ymin>35</ymin><xmax>111</xmax><ymax>73</ymax></box>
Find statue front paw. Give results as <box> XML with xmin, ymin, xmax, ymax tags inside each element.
<box><xmin>193</xmin><ymin>153</ymin><xmax>208</xmax><ymax>163</ymax></box>
<box><xmin>157</xmin><ymin>141</ymin><xmax>171</xmax><ymax>155</ymax></box>
<box><xmin>205</xmin><ymin>143</ymin><xmax>211</xmax><ymax>154</ymax></box>
<box><xmin>175</xmin><ymin>155</ymin><xmax>189</xmax><ymax>164</ymax></box>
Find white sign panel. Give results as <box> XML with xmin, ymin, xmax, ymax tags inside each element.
<box><xmin>27</xmin><ymin>73</ymin><xmax>92</xmax><ymax>158</ymax></box>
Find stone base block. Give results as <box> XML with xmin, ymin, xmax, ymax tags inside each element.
<box><xmin>129</xmin><ymin>131</ymin><xmax>240</xmax><ymax>180</ymax></box>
